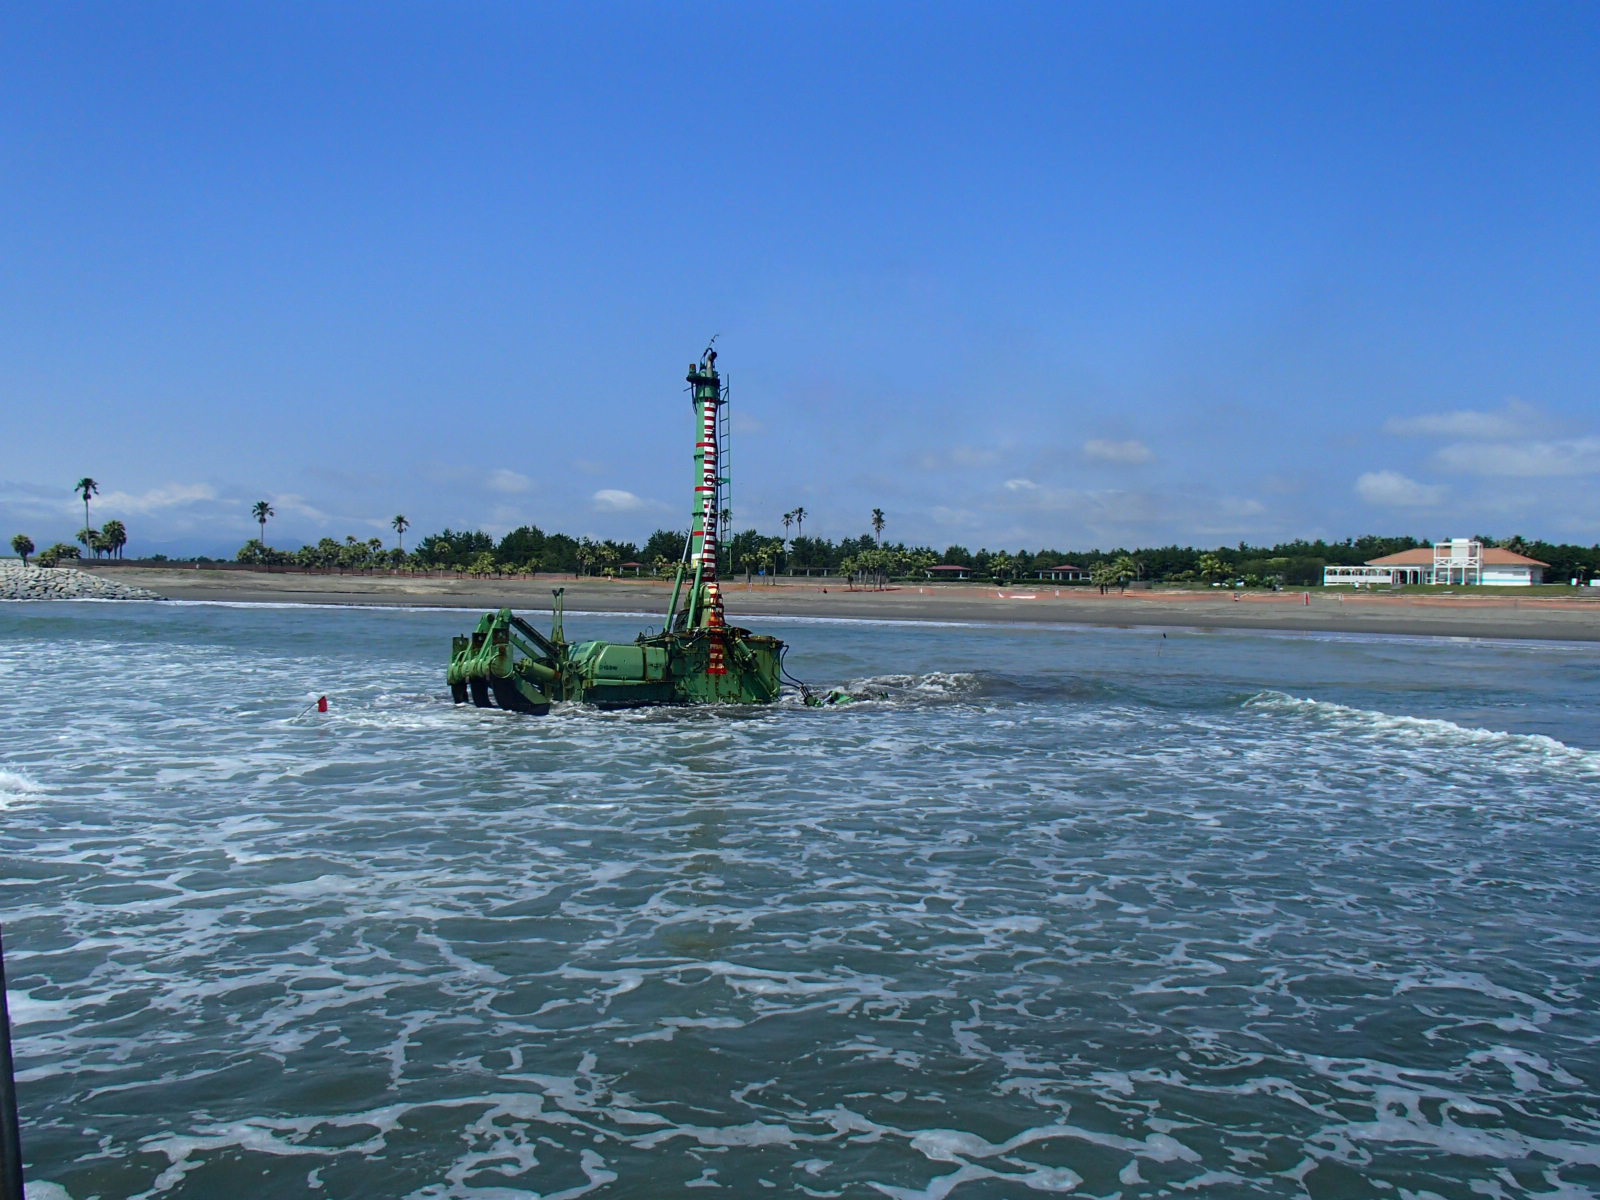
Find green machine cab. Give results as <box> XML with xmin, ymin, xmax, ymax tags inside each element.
<box><xmin>447</xmin><ymin>348</ymin><xmax>787</xmax><ymax>713</ymax></box>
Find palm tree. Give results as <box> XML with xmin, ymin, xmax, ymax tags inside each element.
<box><xmin>11</xmin><ymin>534</ymin><xmax>34</xmax><ymax>565</ymax></box>
<box><xmin>791</xmin><ymin>506</ymin><xmax>807</xmax><ymax>569</ymax></box>
<box><xmin>1197</xmin><ymin>553</ymin><xmax>1228</xmax><ymax>585</ymax></box>
<box><xmin>100</xmin><ymin>519</ymin><xmax>127</xmax><ymax>559</ymax></box>
<box><xmin>75</xmin><ymin>478</ymin><xmax>99</xmax><ymax>533</ymax></box>
<box><xmin>718</xmin><ymin>507</ymin><xmax>733</xmax><ymax>569</ymax></box>
<box><xmin>871</xmin><ymin>507</ymin><xmax>885</xmax><ymax>546</ymax></box>
<box><xmin>759</xmin><ymin>537</ymin><xmax>783</xmax><ymax>584</ymax></box>
<box><xmin>252</xmin><ymin>501</ymin><xmax>274</xmax><ymax>544</ymax></box>
<box><xmin>781</xmin><ymin>511</ymin><xmax>793</xmax><ymax>573</ymax></box>
<box><xmin>1098</xmin><ymin>554</ymin><xmax>1139</xmax><ymax>594</ymax></box>
<box><xmin>392</xmin><ymin>514</ymin><xmax>409</xmax><ymax>553</ymax></box>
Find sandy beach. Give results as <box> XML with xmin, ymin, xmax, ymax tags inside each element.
<box><xmin>78</xmin><ymin>565</ymin><xmax>1600</xmax><ymax>642</ymax></box>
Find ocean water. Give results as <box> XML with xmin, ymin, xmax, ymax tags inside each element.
<box><xmin>2</xmin><ymin>600</ymin><xmax>1599</xmax><ymax>1200</ymax></box>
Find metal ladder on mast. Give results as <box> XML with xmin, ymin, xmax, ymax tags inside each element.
<box><xmin>716</xmin><ymin>377</ymin><xmax>732</xmax><ymax>563</ymax></box>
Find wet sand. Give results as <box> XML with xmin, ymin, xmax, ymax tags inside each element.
<box><xmin>80</xmin><ymin>566</ymin><xmax>1600</xmax><ymax>642</ymax></box>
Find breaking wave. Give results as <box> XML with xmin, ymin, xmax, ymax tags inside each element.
<box><xmin>0</xmin><ymin>769</ymin><xmax>41</xmax><ymax>809</ymax></box>
<box><xmin>1246</xmin><ymin>690</ymin><xmax>1600</xmax><ymax>775</ymax></box>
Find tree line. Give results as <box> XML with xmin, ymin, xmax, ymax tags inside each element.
<box><xmin>228</xmin><ymin>522</ymin><xmax>1600</xmax><ymax>586</ymax></box>
<box><xmin>13</xmin><ymin>483</ymin><xmax>1596</xmax><ymax>586</ymax></box>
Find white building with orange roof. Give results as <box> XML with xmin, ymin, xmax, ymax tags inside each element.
<box><xmin>1323</xmin><ymin>539</ymin><xmax>1549</xmax><ymax>587</ymax></box>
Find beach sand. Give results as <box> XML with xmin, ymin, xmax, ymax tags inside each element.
<box><xmin>79</xmin><ymin>566</ymin><xmax>1600</xmax><ymax>642</ymax></box>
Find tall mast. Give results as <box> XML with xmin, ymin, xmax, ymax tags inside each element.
<box><xmin>666</xmin><ymin>345</ymin><xmax>728</xmax><ymax>663</ymax></box>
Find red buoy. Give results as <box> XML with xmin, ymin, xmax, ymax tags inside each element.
<box><xmin>317</xmin><ymin>696</ymin><xmax>328</xmax><ymax>713</ymax></box>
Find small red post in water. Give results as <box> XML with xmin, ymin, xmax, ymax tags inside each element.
<box><xmin>317</xmin><ymin>696</ymin><xmax>328</xmax><ymax>713</ymax></box>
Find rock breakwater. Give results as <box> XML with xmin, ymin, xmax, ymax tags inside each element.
<box><xmin>1</xmin><ymin>561</ymin><xmax>164</xmax><ymax>601</ymax></box>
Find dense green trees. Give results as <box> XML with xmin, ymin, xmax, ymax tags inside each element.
<box><xmin>100</xmin><ymin>519</ymin><xmax>127</xmax><ymax>559</ymax></box>
<box><xmin>642</xmin><ymin>528</ymin><xmax>686</xmax><ymax>566</ymax></box>
<box><xmin>235</xmin><ymin>539</ymin><xmax>280</xmax><ymax>566</ymax></box>
<box><xmin>494</xmin><ymin>525</ymin><xmax>545</xmax><ymax>569</ymax></box>
<box><xmin>38</xmin><ymin>543</ymin><xmax>80</xmax><ymax>567</ymax></box>
<box><xmin>211</xmin><ymin>516</ymin><xmax>1599</xmax><ymax>588</ymax></box>
<box><xmin>416</xmin><ymin>529</ymin><xmax>494</xmax><ymax>568</ymax></box>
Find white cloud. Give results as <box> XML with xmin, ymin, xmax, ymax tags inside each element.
<box><xmin>486</xmin><ymin>468</ymin><xmax>533</xmax><ymax>494</ymax></box>
<box><xmin>1434</xmin><ymin>438</ymin><xmax>1600</xmax><ymax>478</ymax></box>
<box><xmin>95</xmin><ymin>483</ymin><xmax>220</xmax><ymax>514</ymax></box>
<box><xmin>2</xmin><ymin>479</ymin><xmax>98</xmax><ymax>521</ymax></box>
<box><xmin>592</xmin><ymin>489</ymin><xmax>652</xmax><ymax>513</ymax></box>
<box><xmin>1355</xmin><ymin>470</ymin><xmax>1446</xmax><ymax>508</ymax></box>
<box><xmin>1082</xmin><ymin>438</ymin><xmax>1153</xmax><ymax>466</ymax></box>
<box><xmin>1003</xmin><ymin>478</ymin><xmax>1039</xmax><ymax>492</ymax></box>
<box><xmin>266</xmin><ymin>492</ymin><xmax>331</xmax><ymax>522</ymax></box>
<box><xmin>1384</xmin><ymin>398</ymin><xmax>1540</xmax><ymax>440</ymax></box>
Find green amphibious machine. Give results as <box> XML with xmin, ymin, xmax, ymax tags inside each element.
<box><xmin>447</xmin><ymin>347</ymin><xmax>786</xmax><ymax>713</ymax></box>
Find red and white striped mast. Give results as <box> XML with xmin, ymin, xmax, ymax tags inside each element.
<box><xmin>668</xmin><ymin>345</ymin><xmax>728</xmax><ymax>672</ymax></box>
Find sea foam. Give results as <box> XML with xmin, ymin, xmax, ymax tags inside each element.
<box><xmin>1246</xmin><ymin>691</ymin><xmax>1600</xmax><ymax>774</ymax></box>
<box><xmin>0</xmin><ymin>769</ymin><xmax>41</xmax><ymax>808</ymax></box>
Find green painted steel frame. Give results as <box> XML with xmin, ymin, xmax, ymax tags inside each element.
<box><xmin>447</xmin><ymin>348</ymin><xmax>788</xmax><ymax>714</ymax></box>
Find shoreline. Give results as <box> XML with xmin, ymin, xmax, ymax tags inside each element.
<box><xmin>77</xmin><ymin>566</ymin><xmax>1600</xmax><ymax>643</ymax></box>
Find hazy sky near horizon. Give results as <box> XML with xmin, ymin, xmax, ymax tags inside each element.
<box><xmin>4</xmin><ymin>2</ymin><xmax>1597</xmax><ymax>556</ymax></box>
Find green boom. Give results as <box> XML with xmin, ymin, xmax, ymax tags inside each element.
<box><xmin>447</xmin><ymin>348</ymin><xmax>787</xmax><ymax>712</ymax></box>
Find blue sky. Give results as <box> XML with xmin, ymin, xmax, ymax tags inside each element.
<box><xmin>4</xmin><ymin>1</ymin><xmax>1597</xmax><ymax>557</ymax></box>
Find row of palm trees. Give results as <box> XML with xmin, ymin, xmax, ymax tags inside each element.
<box><xmin>70</xmin><ymin>478</ymin><xmax>131</xmax><ymax>557</ymax></box>
<box><xmin>776</xmin><ymin>505</ymin><xmax>891</xmax><ymax>566</ymax></box>
<box><xmin>760</xmin><ymin>506</ymin><xmax>886</xmax><ymax>577</ymax></box>
<box><xmin>7</xmin><ymin>477</ymin><xmax>112</xmax><ymax>567</ymax></box>
<box><xmin>16</xmin><ymin>480</ymin><xmax>856</xmax><ymax>577</ymax></box>
<box><xmin>251</xmin><ymin>501</ymin><xmax>411</xmax><ymax>552</ymax></box>
<box><xmin>779</xmin><ymin>506</ymin><xmax>809</xmax><ymax>546</ymax></box>
<box><xmin>11</xmin><ymin>480</ymin><xmax>414</xmax><ymax>569</ymax></box>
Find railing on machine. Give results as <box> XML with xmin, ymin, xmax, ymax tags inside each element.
<box><xmin>716</xmin><ymin>374</ymin><xmax>732</xmax><ymax>564</ymax></box>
